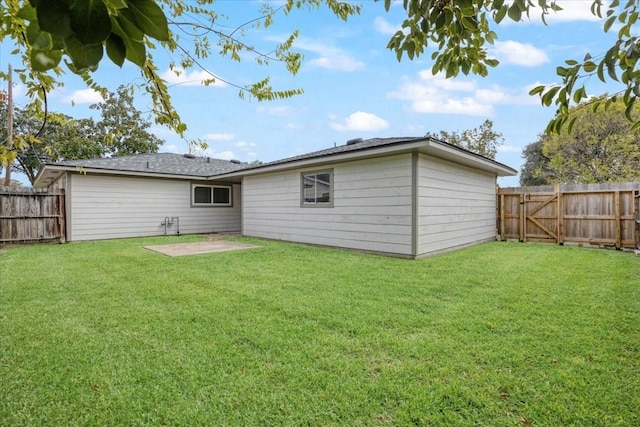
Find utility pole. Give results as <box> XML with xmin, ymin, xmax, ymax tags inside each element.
<box><xmin>3</xmin><ymin>64</ymin><xmax>13</xmax><ymax>187</ymax></box>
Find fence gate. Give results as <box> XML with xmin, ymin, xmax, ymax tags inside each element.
<box><xmin>0</xmin><ymin>186</ymin><xmax>66</xmax><ymax>244</ymax></box>
<box><xmin>498</xmin><ymin>183</ymin><xmax>639</xmax><ymax>249</ymax></box>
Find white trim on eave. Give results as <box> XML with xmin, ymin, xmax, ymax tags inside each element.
<box><xmin>422</xmin><ymin>140</ymin><xmax>517</xmax><ymax>176</ymax></box>
<box><xmin>34</xmin><ymin>165</ymin><xmax>209</xmax><ymax>187</ymax></box>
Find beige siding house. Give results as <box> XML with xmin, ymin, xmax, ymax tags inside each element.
<box><xmin>35</xmin><ymin>137</ymin><xmax>516</xmax><ymax>258</ymax></box>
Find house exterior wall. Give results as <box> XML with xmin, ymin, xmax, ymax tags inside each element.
<box><xmin>66</xmin><ymin>174</ymin><xmax>241</xmax><ymax>241</ymax></box>
<box><xmin>242</xmin><ymin>154</ymin><xmax>414</xmax><ymax>256</ymax></box>
<box><xmin>416</xmin><ymin>154</ymin><xmax>497</xmax><ymax>256</ymax></box>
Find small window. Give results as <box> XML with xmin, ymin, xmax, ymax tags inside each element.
<box><xmin>301</xmin><ymin>170</ymin><xmax>333</xmax><ymax>207</ymax></box>
<box><xmin>192</xmin><ymin>184</ymin><xmax>232</xmax><ymax>206</ymax></box>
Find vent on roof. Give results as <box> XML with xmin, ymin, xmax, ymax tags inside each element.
<box><xmin>183</xmin><ymin>153</ymin><xmax>196</xmax><ymax>159</ymax></box>
<box><xmin>346</xmin><ymin>137</ymin><xmax>363</xmax><ymax>146</ymax></box>
<box><xmin>230</xmin><ymin>159</ymin><xmax>242</xmax><ymax>164</ymax></box>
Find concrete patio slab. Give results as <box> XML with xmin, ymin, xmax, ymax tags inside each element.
<box><xmin>144</xmin><ymin>240</ymin><xmax>260</xmax><ymax>257</ymax></box>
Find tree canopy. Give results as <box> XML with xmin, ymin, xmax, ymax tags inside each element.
<box><xmin>520</xmin><ymin>97</ymin><xmax>640</xmax><ymax>185</ymax></box>
<box><xmin>426</xmin><ymin>119</ymin><xmax>503</xmax><ymax>159</ymax></box>
<box><xmin>1</xmin><ymin>85</ymin><xmax>164</xmax><ymax>185</ymax></box>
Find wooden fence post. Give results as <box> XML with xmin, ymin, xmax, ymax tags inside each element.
<box><xmin>615</xmin><ymin>190</ymin><xmax>621</xmax><ymax>249</ymax></box>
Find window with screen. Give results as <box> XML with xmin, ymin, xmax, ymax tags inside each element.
<box><xmin>192</xmin><ymin>184</ymin><xmax>232</xmax><ymax>206</ymax></box>
<box><xmin>301</xmin><ymin>170</ymin><xmax>333</xmax><ymax>207</ymax></box>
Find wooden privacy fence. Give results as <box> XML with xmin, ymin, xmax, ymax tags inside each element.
<box><xmin>498</xmin><ymin>183</ymin><xmax>640</xmax><ymax>249</ymax></box>
<box><xmin>0</xmin><ymin>186</ymin><xmax>66</xmax><ymax>244</ymax></box>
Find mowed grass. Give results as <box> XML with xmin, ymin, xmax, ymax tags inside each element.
<box><xmin>1</xmin><ymin>236</ymin><xmax>639</xmax><ymax>426</ymax></box>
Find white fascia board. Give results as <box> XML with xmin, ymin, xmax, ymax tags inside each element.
<box><xmin>34</xmin><ymin>165</ymin><xmax>206</xmax><ymax>187</ymax></box>
<box><xmin>422</xmin><ymin>140</ymin><xmax>517</xmax><ymax>176</ymax></box>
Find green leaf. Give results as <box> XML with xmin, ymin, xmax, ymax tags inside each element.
<box><xmin>106</xmin><ymin>34</ymin><xmax>126</xmax><ymax>67</ymax></box>
<box><xmin>529</xmin><ymin>85</ymin><xmax>545</xmax><ymax>96</ymax></box>
<box><xmin>461</xmin><ymin>17</ymin><xmax>477</xmax><ymax>30</ymax></box>
<box><xmin>572</xmin><ymin>86</ymin><xmax>585</xmax><ymax>103</ymax></box>
<box><xmin>597</xmin><ymin>60</ymin><xmax>606</xmax><ymax>82</ymax></box>
<box><xmin>70</xmin><ymin>0</ymin><xmax>112</xmax><ymax>44</ymax></box>
<box><xmin>30</xmin><ymin>49</ymin><xmax>63</xmax><ymax>71</ymax></box>
<box><xmin>485</xmin><ymin>30</ymin><xmax>498</xmax><ymax>44</ymax></box>
<box><xmin>17</xmin><ymin>4</ymin><xmax>37</xmax><ymax>21</ymax></box>
<box><xmin>605</xmin><ymin>56</ymin><xmax>618</xmax><ymax>81</ymax></box>
<box><xmin>115</xmin><ymin>10</ymin><xmax>144</xmax><ymax>41</ymax></box>
<box><xmin>624</xmin><ymin>96</ymin><xmax>636</xmax><ymax>120</ymax></box>
<box><xmin>604</xmin><ymin>15</ymin><xmax>616</xmax><ymax>32</ymax></box>
<box><xmin>507</xmin><ymin>3</ymin><xmax>522</xmax><ymax>21</ymax></box>
<box><xmin>127</xmin><ymin>0</ymin><xmax>169</xmax><ymax>41</ymax></box>
<box><xmin>37</xmin><ymin>0</ymin><xmax>72</xmax><ymax>38</ymax></box>
<box><xmin>541</xmin><ymin>86</ymin><xmax>560</xmax><ymax>106</ymax></box>
<box><xmin>124</xmin><ymin>37</ymin><xmax>146</xmax><ymax>67</ymax></box>
<box><xmin>495</xmin><ymin>5</ymin><xmax>507</xmax><ymax>23</ymax></box>
<box><xmin>583</xmin><ymin>61</ymin><xmax>597</xmax><ymax>73</ymax></box>
<box><xmin>31</xmin><ymin>29</ymin><xmax>53</xmax><ymax>51</ymax></box>
<box><xmin>458</xmin><ymin>0</ymin><xmax>475</xmax><ymax>16</ymax></box>
<box><xmin>64</xmin><ymin>35</ymin><xmax>104</xmax><ymax>70</ymax></box>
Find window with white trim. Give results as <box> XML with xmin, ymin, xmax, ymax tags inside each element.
<box><xmin>192</xmin><ymin>184</ymin><xmax>232</xmax><ymax>206</ymax></box>
<box><xmin>301</xmin><ymin>170</ymin><xmax>333</xmax><ymax>207</ymax></box>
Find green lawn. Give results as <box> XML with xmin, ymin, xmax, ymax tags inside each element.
<box><xmin>1</xmin><ymin>236</ymin><xmax>639</xmax><ymax>426</ymax></box>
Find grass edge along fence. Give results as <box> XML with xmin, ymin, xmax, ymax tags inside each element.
<box><xmin>0</xmin><ymin>186</ymin><xmax>66</xmax><ymax>244</ymax></box>
<box><xmin>498</xmin><ymin>182</ymin><xmax>640</xmax><ymax>250</ymax></box>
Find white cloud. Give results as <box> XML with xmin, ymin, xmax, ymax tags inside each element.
<box><xmin>64</xmin><ymin>88</ymin><xmax>104</xmax><ymax>104</ymax></box>
<box><xmin>161</xmin><ymin>68</ymin><xmax>227</xmax><ymax>87</ymax></box>
<box><xmin>163</xmin><ymin>144</ymin><xmax>180</xmax><ymax>154</ymax></box>
<box><xmin>492</xmin><ymin>41</ymin><xmax>549</xmax><ymax>67</ymax></box>
<box><xmin>201</xmin><ymin>149</ymin><xmax>236</xmax><ymax>160</ymax></box>
<box><xmin>308</xmin><ymin>55</ymin><xmax>364</xmax><ymax>72</ymax></box>
<box><xmin>329</xmin><ymin>111</ymin><xmax>389</xmax><ymax>132</ymax></box>
<box><xmin>295</xmin><ymin>38</ymin><xmax>364</xmax><ymax>72</ymax></box>
<box><xmin>388</xmin><ymin>71</ymin><xmax>536</xmax><ymax>117</ymax></box>
<box><xmin>373</xmin><ymin>17</ymin><xmax>398</xmax><ymax>35</ymax></box>
<box><xmin>204</xmin><ymin>133</ymin><xmax>234</xmax><ymax>141</ymax></box>
<box><xmin>544</xmin><ymin>2</ymin><xmax>604</xmax><ymax>23</ymax></box>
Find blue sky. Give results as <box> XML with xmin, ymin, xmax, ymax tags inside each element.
<box><xmin>1</xmin><ymin>0</ymin><xmax>624</xmax><ymax>186</ymax></box>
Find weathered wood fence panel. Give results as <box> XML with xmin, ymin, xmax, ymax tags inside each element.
<box><xmin>498</xmin><ymin>183</ymin><xmax>639</xmax><ymax>249</ymax></box>
<box><xmin>0</xmin><ymin>186</ymin><xmax>66</xmax><ymax>243</ymax></box>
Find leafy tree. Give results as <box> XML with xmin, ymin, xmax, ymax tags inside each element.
<box><xmin>91</xmin><ymin>85</ymin><xmax>163</xmax><ymax>156</ymax></box>
<box><xmin>521</xmin><ymin>97</ymin><xmax>640</xmax><ymax>184</ymax></box>
<box><xmin>426</xmin><ymin>119</ymin><xmax>504</xmax><ymax>159</ymax></box>
<box><xmin>11</xmin><ymin>116</ymin><xmax>103</xmax><ymax>184</ymax></box>
<box><xmin>2</xmin><ymin>85</ymin><xmax>163</xmax><ymax>184</ymax></box>
<box><xmin>519</xmin><ymin>135</ymin><xmax>554</xmax><ymax>186</ymax></box>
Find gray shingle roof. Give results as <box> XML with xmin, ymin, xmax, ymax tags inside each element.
<box><xmin>51</xmin><ymin>153</ymin><xmax>251</xmax><ymax>177</ymax></box>
<box><xmin>253</xmin><ymin>137</ymin><xmax>424</xmax><ymax>168</ymax></box>
<box><xmin>44</xmin><ymin>137</ymin><xmax>515</xmax><ymax>179</ymax></box>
